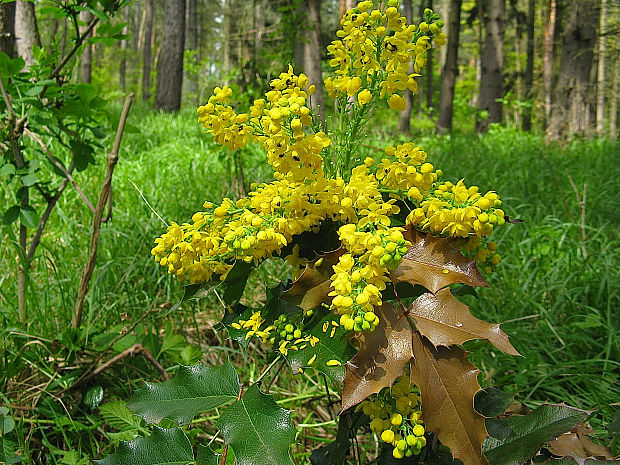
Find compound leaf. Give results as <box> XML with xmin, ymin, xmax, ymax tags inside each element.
<box><xmin>128</xmin><ymin>362</ymin><xmax>240</xmax><ymax>426</ymax></box>
<box><xmin>410</xmin><ymin>332</ymin><xmax>488</xmax><ymax>465</ymax></box>
<box><xmin>218</xmin><ymin>384</ymin><xmax>296</xmax><ymax>465</ymax></box>
<box><xmin>96</xmin><ymin>426</ymin><xmax>193</xmax><ymax>465</ymax></box>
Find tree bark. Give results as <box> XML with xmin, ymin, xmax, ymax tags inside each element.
<box><xmin>543</xmin><ymin>0</ymin><xmax>556</xmax><ymax>129</ymax></box>
<box><xmin>80</xmin><ymin>11</ymin><xmax>93</xmax><ymax>83</ymax></box>
<box><xmin>143</xmin><ymin>0</ymin><xmax>154</xmax><ymax>101</ymax></box>
<box><xmin>120</xmin><ymin>6</ymin><xmax>130</xmax><ymax>93</ymax></box>
<box><xmin>596</xmin><ymin>0</ymin><xmax>607</xmax><ymax>135</ymax></box>
<box><xmin>476</xmin><ymin>0</ymin><xmax>505</xmax><ymax>132</ymax></box>
<box><xmin>186</xmin><ymin>0</ymin><xmax>197</xmax><ymax>95</ymax></box>
<box><xmin>222</xmin><ymin>0</ymin><xmax>232</xmax><ymax>82</ymax></box>
<box><xmin>426</xmin><ymin>0</ymin><xmax>433</xmax><ymax>110</ymax></box>
<box><xmin>547</xmin><ymin>0</ymin><xmax>598</xmax><ymax>139</ymax></box>
<box><xmin>0</xmin><ymin>2</ymin><xmax>16</xmax><ymax>58</ymax></box>
<box><xmin>301</xmin><ymin>0</ymin><xmax>325</xmax><ymax>122</ymax></box>
<box><xmin>15</xmin><ymin>0</ymin><xmax>41</xmax><ymax>67</ymax></box>
<box><xmin>522</xmin><ymin>0</ymin><xmax>534</xmax><ymax>130</ymax></box>
<box><xmin>155</xmin><ymin>0</ymin><xmax>185</xmax><ymax>111</ymax></box>
<box><xmin>398</xmin><ymin>0</ymin><xmax>414</xmax><ymax>133</ymax></box>
<box><xmin>610</xmin><ymin>56</ymin><xmax>617</xmax><ymax>140</ymax></box>
<box><xmin>436</xmin><ymin>0</ymin><xmax>461</xmax><ymax>133</ymax></box>
<box><xmin>339</xmin><ymin>0</ymin><xmax>355</xmax><ymax>20</ymax></box>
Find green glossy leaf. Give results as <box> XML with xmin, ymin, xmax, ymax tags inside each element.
<box><xmin>84</xmin><ymin>385</ymin><xmax>104</xmax><ymax>410</ymax></box>
<box><xmin>95</xmin><ymin>427</ymin><xmax>193</xmax><ymax>465</ymax></box>
<box><xmin>309</xmin><ymin>408</ymin><xmax>369</xmax><ymax>465</ymax></box>
<box><xmin>99</xmin><ymin>401</ymin><xmax>145</xmax><ymax>434</ymax></box>
<box><xmin>475</xmin><ymin>388</ymin><xmax>513</xmax><ymax>418</ymax></box>
<box><xmin>220</xmin><ymin>303</ymin><xmax>255</xmax><ymax>346</ymax></box>
<box><xmin>221</xmin><ymin>260</ymin><xmax>254</xmax><ymax>305</ymax></box>
<box><xmin>484</xmin><ymin>404</ymin><xmax>590</xmax><ymax>465</ymax></box>
<box><xmin>128</xmin><ymin>362</ymin><xmax>240</xmax><ymax>426</ymax></box>
<box><xmin>19</xmin><ymin>206</ymin><xmax>39</xmax><ymax>228</ymax></box>
<box><xmin>285</xmin><ymin>310</ymin><xmax>356</xmax><ymax>382</ymax></box>
<box><xmin>196</xmin><ymin>444</ymin><xmax>221</xmax><ymax>465</ymax></box>
<box><xmin>218</xmin><ymin>384</ymin><xmax>296</xmax><ymax>465</ymax></box>
<box><xmin>3</xmin><ymin>206</ymin><xmax>20</xmax><ymax>225</ymax></box>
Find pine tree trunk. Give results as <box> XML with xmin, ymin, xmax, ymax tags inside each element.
<box><xmin>0</xmin><ymin>2</ymin><xmax>16</xmax><ymax>58</ymax></box>
<box><xmin>302</xmin><ymin>0</ymin><xmax>325</xmax><ymax>122</ymax></box>
<box><xmin>222</xmin><ymin>0</ymin><xmax>231</xmax><ymax>82</ymax></box>
<box><xmin>436</xmin><ymin>0</ymin><xmax>461</xmax><ymax>133</ymax></box>
<box><xmin>547</xmin><ymin>0</ymin><xmax>598</xmax><ymax>139</ymax></box>
<box><xmin>596</xmin><ymin>0</ymin><xmax>607</xmax><ymax>135</ymax></box>
<box><xmin>15</xmin><ymin>0</ymin><xmax>40</xmax><ymax>67</ymax></box>
<box><xmin>186</xmin><ymin>0</ymin><xmax>198</xmax><ymax>96</ymax></box>
<box><xmin>80</xmin><ymin>11</ymin><xmax>93</xmax><ymax>83</ymax></box>
<box><xmin>155</xmin><ymin>0</ymin><xmax>186</xmax><ymax>111</ymax></box>
<box><xmin>398</xmin><ymin>0</ymin><xmax>414</xmax><ymax>133</ymax></box>
<box><xmin>476</xmin><ymin>0</ymin><xmax>504</xmax><ymax>132</ymax></box>
<box><xmin>522</xmin><ymin>0</ymin><xmax>534</xmax><ymax>130</ymax></box>
<box><xmin>543</xmin><ymin>0</ymin><xmax>556</xmax><ymax>129</ymax></box>
<box><xmin>143</xmin><ymin>0</ymin><xmax>154</xmax><ymax>101</ymax></box>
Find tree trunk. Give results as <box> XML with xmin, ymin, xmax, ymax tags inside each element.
<box><xmin>301</xmin><ymin>0</ymin><xmax>325</xmax><ymax>122</ymax></box>
<box><xmin>155</xmin><ymin>0</ymin><xmax>186</xmax><ymax>111</ymax></box>
<box><xmin>120</xmin><ymin>6</ymin><xmax>130</xmax><ymax>93</ymax></box>
<box><xmin>15</xmin><ymin>0</ymin><xmax>40</xmax><ymax>67</ymax></box>
<box><xmin>543</xmin><ymin>0</ymin><xmax>556</xmax><ymax>129</ymax></box>
<box><xmin>476</xmin><ymin>0</ymin><xmax>505</xmax><ymax>132</ymax></box>
<box><xmin>222</xmin><ymin>0</ymin><xmax>231</xmax><ymax>82</ymax></box>
<box><xmin>522</xmin><ymin>0</ymin><xmax>534</xmax><ymax>130</ymax></box>
<box><xmin>143</xmin><ymin>0</ymin><xmax>154</xmax><ymax>101</ymax></box>
<box><xmin>80</xmin><ymin>11</ymin><xmax>93</xmax><ymax>83</ymax></box>
<box><xmin>438</xmin><ymin>0</ymin><xmax>449</xmax><ymax>69</ymax></box>
<box><xmin>339</xmin><ymin>0</ymin><xmax>355</xmax><ymax>20</ymax></box>
<box><xmin>398</xmin><ymin>0</ymin><xmax>414</xmax><ymax>133</ymax></box>
<box><xmin>610</xmin><ymin>56</ymin><xmax>617</xmax><ymax>140</ymax></box>
<box><xmin>186</xmin><ymin>0</ymin><xmax>197</xmax><ymax>96</ymax></box>
<box><xmin>596</xmin><ymin>0</ymin><xmax>606</xmax><ymax>135</ymax></box>
<box><xmin>436</xmin><ymin>0</ymin><xmax>461</xmax><ymax>133</ymax></box>
<box><xmin>547</xmin><ymin>0</ymin><xmax>598</xmax><ymax>139</ymax></box>
<box><xmin>426</xmin><ymin>0</ymin><xmax>433</xmax><ymax>110</ymax></box>
<box><xmin>0</xmin><ymin>2</ymin><xmax>16</xmax><ymax>58</ymax></box>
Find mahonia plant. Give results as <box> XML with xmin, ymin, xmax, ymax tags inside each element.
<box><xmin>101</xmin><ymin>2</ymin><xmax>525</xmax><ymax>465</ymax></box>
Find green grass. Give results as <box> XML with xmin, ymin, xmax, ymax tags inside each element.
<box><xmin>1</xmin><ymin>109</ymin><xmax>618</xmax><ymax>461</ymax></box>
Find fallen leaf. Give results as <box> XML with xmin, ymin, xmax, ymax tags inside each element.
<box><xmin>392</xmin><ymin>229</ymin><xmax>488</xmax><ymax>294</ymax></box>
<box><xmin>410</xmin><ymin>332</ymin><xmax>489</xmax><ymax>465</ymax></box>
<box><xmin>408</xmin><ymin>290</ymin><xmax>519</xmax><ymax>355</ymax></box>
<box><xmin>341</xmin><ymin>303</ymin><xmax>414</xmax><ymax>411</ymax></box>
<box><xmin>547</xmin><ymin>423</ymin><xmax>615</xmax><ymax>463</ymax></box>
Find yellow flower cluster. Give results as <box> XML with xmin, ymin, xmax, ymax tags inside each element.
<box><xmin>360</xmin><ymin>375</ymin><xmax>426</xmax><ymax>459</ymax></box>
<box><xmin>325</xmin><ymin>0</ymin><xmax>446</xmax><ymax>111</ymax></box>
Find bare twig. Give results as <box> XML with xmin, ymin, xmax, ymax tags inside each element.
<box><xmin>567</xmin><ymin>173</ymin><xmax>588</xmax><ymax>259</ymax></box>
<box><xmin>0</xmin><ymin>70</ymin><xmax>13</xmax><ymax>110</ymax></box>
<box><xmin>24</xmin><ymin>128</ymin><xmax>95</xmax><ymax>214</ymax></box>
<box><xmin>72</xmin><ymin>94</ymin><xmax>134</xmax><ymax>329</ymax></box>
<box><xmin>50</xmin><ymin>16</ymin><xmax>99</xmax><ymax>79</ymax></box>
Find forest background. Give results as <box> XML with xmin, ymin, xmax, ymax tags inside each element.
<box><xmin>0</xmin><ymin>0</ymin><xmax>619</xmax><ymax>463</ymax></box>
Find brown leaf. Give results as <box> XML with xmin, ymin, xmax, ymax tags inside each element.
<box><xmin>392</xmin><ymin>229</ymin><xmax>488</xmax><ymax>294</ymax></box>
<box><xmin>409</xmin><ymin>289</ymin><xmax>520</xmax><ymax>355</ymax></box>
<box><xmin>548</xmin><ymin>424</ymin><xmax>615</xmax><ymax>462</ymax></box>
<box><xmin>410</xmin><ymin>332</ymin><xmax>489</xmax><ymax>465</ymax></box>
<box><xmin>341</xmin><ymin>302</ymin><xmax>413</xmax><ymax>411</ymax></box>
<box><xmin>281</xmin><ymin>248</ymin><xmax>344</xmax><ymax>312</ymax></box>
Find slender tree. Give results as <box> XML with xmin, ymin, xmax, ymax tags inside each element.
<box><xmin>339</xmin><ymin>0</ymin><xmax>355</xmax><ymax>20</ymax></box>
<box><xmin>611</xmin><ymin>56</ymin><xmax>618</xmax><ymax>139</ymax></box>
<box><xmin>0</xmin><ymin>2</ymin><xmax>16</xmax><ymax>58</ymax></box>
<box><xmin>596</xmin><ymin>0</ymin><xmax>607</xmax><ymax>134</ymax></box>
<box><xmin>15</xmin><ymin>0</ymin><xmax>41</xmax><ymax>67</ymax></box>
<box><xmin>155</xmin><ymin>0</ymin><xmax>186</xmax><ymax>111</ymax></box>
<box><xmin>543</xmin><ymin>0</ymin><xmax>556</xmax><ymax>129</ymax></box>
<box><xmin>143</xmin><ymin>0</ymin><xmax>154</xmax><ymax>101</ymax></box>
<box><xmin>398</xmin><ymin>0</ymin><xmax>414</xmax><ymax>133</ymax></box>
<box><xmin>186</xmin><ymin>0</ymin><xmax>198</xmax><ymax>96</ymax></box>
<box><xmin>301</xmin><ymin>0</ymin><xmax>325</xmax><ymax>122</ymax></box>
<box><xmin>120</xmin><ymin>6</ymin><xmax>130</xmax><ymax>93</ymax></box>
<box><xmin>476</xmin><ymin>0</ymin><xmax>505</xmax><ymax>132</ymax></box>
<box><xmin>436</xmin><ymin>0</ymin><xmax>462</xmax><ymax>133</ymax></box>
<box><xmin>79</xmin><ymin>11</ymin><xmax>94</xmax><ymax>83</ymax></box>
<box><xmin>522</xmin><ymin>0</ymin><xmax>534</xmax><ymax>130</ymax></box>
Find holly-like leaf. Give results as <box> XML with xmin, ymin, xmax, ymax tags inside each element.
<box><xmin>309</xmin><ymin>408</ymin><xmax>369</xmax><ymax>465</ymax></box>
<box><xmin>218</xmin><ymin>384</ymin><xmax>296</xmax><ymax>465</ymax></box>
<box><xmin>410</xmin><ymin>332</ymin><xmax>488</xmax><ymax>465</ymax></box>
<box><xmin>408</xmin><ymin>290</ymin><xmax>519</xmax><ymax>355</ymax></box>
<box><xmin>285</xmin><ymin>310</ymin><xmax>356</xmax><ymax>382</ymax></box>
<box><xmin>484</xmin><ymin>404</ymin><xmax>591</xmax><ymax>465</ymax></box>
<box><xmin>547</xmin><ymin>429</ymin><xmax>614</xmax><ymax>462</ymax></box>
<box><xmin>96</xmin><ymin>426</ymin><xmax>194</xmax><ymax>465</ymax></box>
<box><xmin>127</xmin><ymin>362</ymin><xmax>240</xmax><ymax>426</ymax></box>
<box><xmin>196</xmin><ymin>444</ymin><xmax>221</xmax><ymax>465</ymax></box>
<box><xmin>282</xmin><ymin>248</ymin><xmax>344</xmax><ymax>313</ymax></box>
<box><xmin>392</xmin><ymin>230</ymin><xmax>488</xmax><ymax>294</ymax></box>
<box><xmin>341</xmin><ymin>303</ymin><xmax>413</xmax><ymax>411</ymax></box>
<box><xmin>475</xmin><ymin>388</ymin><xmax>514</xmax><ymax>418</ymax></box>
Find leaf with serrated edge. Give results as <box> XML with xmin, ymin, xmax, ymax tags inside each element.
<box><xmin>342</xmin><ymin>303</ymin><xmax>413</xmax><ymax>412</ymax></box>
<box><xmin>196</xmin><ymin>444</ymin><xmax>221</xmax><ymax>465</ymax></box>
<box><xmin>218</xmin><ymin>384</ymin><xmax>296</xmax><ymax>465</ymax></box>
<box><xmin>392</xmin><ymin>229</ymin><xmax>488</xmax><ymax>294</ymax></box>
<box><xmin>409</xmin><ymin>290</ymin><xmax>519</xmax><ymax>355</ymax></box>
<box><xmin>282</xmin><ymin>248</ymin><xmax>344</xmax><ymax>312</ymax></box>
<box><xmin>95</xmin><ymin>426</ymin><xmax>193</xmax><ymax>465</ymax></box>
<box><xmin>410</xmin><ymin>332</ymin><xmax>489</xmax><ymax>465</ymax></box>
<box><xmin>127</xmin><ymin>362</ymin><xmax>240</xmax><ymax>426</ymax></box>
<box><xmin>484</xmin><ymin>404</ymin><xmax>591</xmax><ymax>465</ymax></box>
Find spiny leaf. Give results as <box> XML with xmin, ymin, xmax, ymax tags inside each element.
<box><xmin>475</xmin><ymin>388</ymin><xmax>514</xmax><ymax>418</ymax></box>
<box><xmin>484</xmin><ymin>404</ymin><xmax>591</xmax><ymax>465</ymax></box>
<box><xmin>282</xmin><ymin>248</ymin><xmax>344</xmax><ymax>313</ymax></box>
<box><xmin>342</xmin><ymin>303</ymin><xmax>413</xmax><ymax>411</ymax></box>
<box><xmin>409</xmin><ymin>290</ymin><xmax>519</xmax><ymax>355</ymax></box>
<box><xmin>410</xmin><ymin>332</ymin><xmax>488</xmax><ymax>465</ymax></box>
<box><xmin>218</xmin><ymin>384</ymin><xmax>296</xmax><ymax>465</ymax></box>
<box><xmin>127</xmin><ymin>362</ymin><xmax>240</xmax><ymax>426</ymax></box>
<box><xmin>95</xmin><ymin>426</ymin><xmax>193</xmax><ymax>465</ymax></box>
<box><xmin>547</xmin><ymin>429</ymin><xmax>614</xmax><ymax>462</ymax></box>
<box><xmin>309</xmin><ymin>408</ymin><xmax>369</xmax><ymax>465</ymax></box>
<box><xmin>285</xmin><ymin>310</ymin><xmax>356</xmax><ymax>382</ymax></box>
<box><xmin>392</xmin><ymin>229</ymin><xmax>488</xmax><ymax>294</ymax></box>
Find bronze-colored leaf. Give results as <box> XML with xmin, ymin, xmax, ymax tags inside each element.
<box><xmin>548</xmin><ymin>424</ymin><xmax>615</xmax><ymax>461</ymax></box>
<box><xmin>409</xmin><ymin>289</ymin><xmax>520</xmax><ymax>355</ymax></box>
<box><xmin>341</xmin><ymin>303</ymin><xmax>413</xmax><ymax>411</ymax></box>
<box><xmin>392</xmin><ymin>229</ymin><xmax>488</xmax><ymax>294</ymax></box>
<box><xmin>281</xmin><ymin>248</ymin><xmax>344</xmax><ymax>312</ymax></box>
<box><xmin>410</xmin><ymin>332</ymin><xmax>489</xmax><ymax>465</ymax></box>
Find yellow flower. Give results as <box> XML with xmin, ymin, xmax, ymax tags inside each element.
<box><xmin>388</xmin><ymin>94</ymin><xmax>407</xmax><ymax>111</ymax></box>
